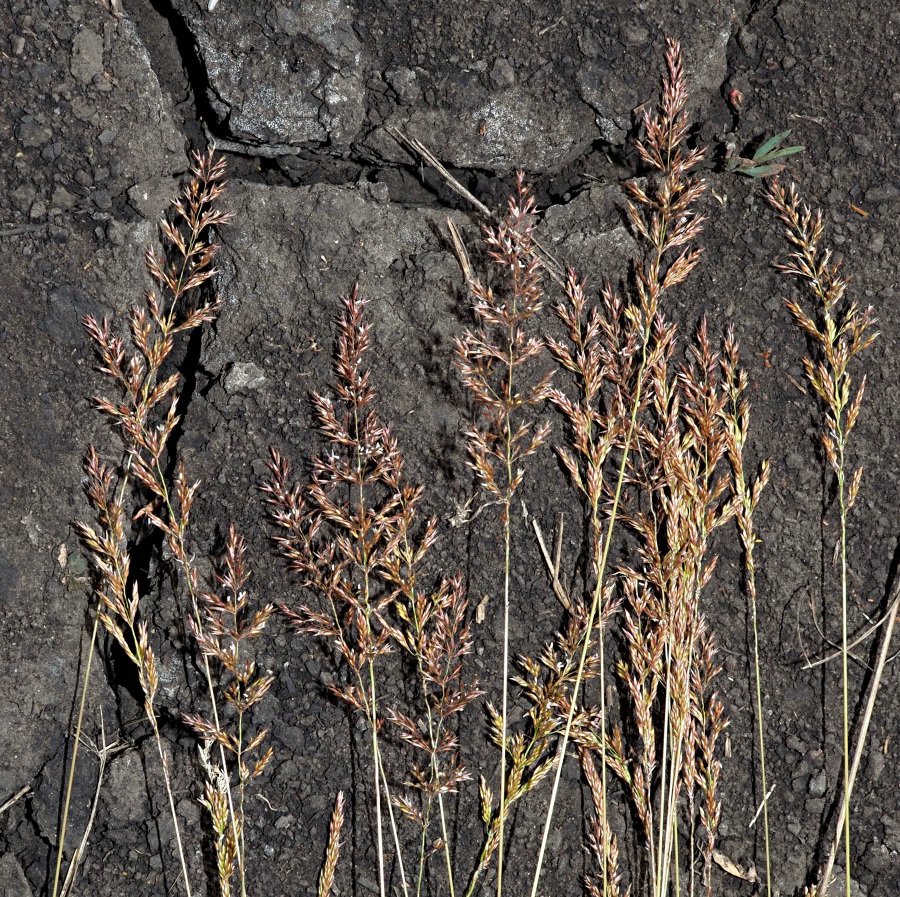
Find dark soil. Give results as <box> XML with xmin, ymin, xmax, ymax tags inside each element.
<box><xmin>2</xmin><ymin>1</ymin><xmax>900</xmax><ymax>896</ymax></box>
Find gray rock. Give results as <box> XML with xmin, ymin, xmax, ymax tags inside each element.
<box><xmin>489</xmin><ymin>57</ymin><xmax>515</xmax><ymax>89</ymax></box>
<box><xmin>15</xmin><ymin>116</ymin><xmax>52</xmax><ymax>148</ymax></box>
<box><xmin>808</xmin><ymin>769</ymin><xmax>827</xmax><ymax>798</ymax></box>
<box><xmin>175</xmin><ymin>1</ymin><xmax>733</xmax><ymax>173</ymax></box>
<box><xmin>70</xmin><ymin>27</ymin><xmax>104</xmax><ymax>85</ymax></box>
<box><xmin>224</xmin><ymin>361</ymin><xmax>268</xmax><ymax>393</ymax></box>
<box><xmin>174</xmin><ymin>0</ymin><xmax>365</xmax><ymax>153</ymax></box>
<box><xmin>127</xmin><ymin>176</ymin><xmax>177</xmax><ymax>221</ymax></box>
<box><xmin>383</xmin><ymin>85</ymin><xmax>596</xmax><ymax>172</ymax></box>
<box><xmin>0</xmin><ymin>853</ymin><xmax>32</xmax><ymax>897</ymax></box>
<box><xmin>385</xmin><ymin>66</ymin><xmax>422</xmax><ymax>104</ymax></box>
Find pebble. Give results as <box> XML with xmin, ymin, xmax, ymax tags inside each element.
<box><xmin>70</xmin><ymin>27</ymin><xmax>104</xmax><ymax>85</ymax></box>
<box><xmin>224</xmin><ymin>362</ymin><xmax>267</xmax><ymax>394</ymax></box>
<box><xmin>865</xmin><ymin>183</ymin><xmax>899</xmax><ymax>204</ymax></box>
<box><xmin>50</xmin><ymin>186</ymin><xmax>76</xmax><ymax>211</ymax></box>
<box><xmin>91</xmin><ymin>188</ymin><xmax>111</xmax><ymax>211</ymax></box>
<box><xmin>489</xmin><ymin>57</ymin><xmax>515</xmax><ymax>89</ymax></box>
<box><xmin>808</xmin><ymin>769</ymin><xmax>827</xmax><ymax>798</ymax></box>
<box><xmin>10</xmin><ymin>35</ymin><xmax>25</xmax><ymax>55</ymax></box>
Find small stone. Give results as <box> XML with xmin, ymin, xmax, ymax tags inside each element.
<box><xmin>74</xmin><ymin>168</ymin><xmax>93</xmax><ymax>187</ymax></box>
<box><xmin>15</xmin><ymin>116</ymin><xmax>52</xmax><ymax>148</ymax></box>
<box><xmin>620</xmin><ymin>23</ymin><xmax>649</xmax><ymax>46</ymax></box>
<box><xmin>489</xmin><ymin>57</ymin><xmax>515</xmax><ymax>89</ymax></box>
<box><xmin>367</xmin><ymin>181</ymin><xmax>389</xmax><ymax>203</ymax></box>
<box><xmin>737</xmin><ymin>27</ymin><xmax>757</xmax><ymax>56</ymax></box>
<box><xmin>851</xmin><ymin>134</ymin><xmax>873</xmax><ymax>156</ymax></box>
<box><xmin>865</xmin><ymin>183</ymin><xmax>899</xmax><ymax>204</ymax></box>
<box><xmin>384</xmin><ymin>66</ymin><xmax>421</xmax><ymax>104</ymax></box>
<box><xmin>50</xmin><ymin>186</ymin><xmax>76</xmax><ymax>211</ymax></box>
<box><xmin>224</xmin><ymin>362</ymin><xmax>267</xmax><ymax>394</ymax></box>
<box><xmin>866</xmin><ymin>749</ymin><xmax>886</xmax><ymax>782</ymax></box>
<box><xmin>91</xmin><ymin>188</ymin><xmax>111</xmax><ymax>211</ymax></box>
<box><xmin>71</xmin><ymin>28</ymin><xmax>104</xmax><ymax>85</ymax></box>
<box><xmin>808</xmin><ymin>769</ymin><xmax>827</xmax><ymax>798</ymax></box>
<box><xmin>10</xmin><ymin>183</ymin><xmax>36</xmax><ymax>213</ymax></box>
<box><xmin>127</xmin><ymin>176</ymin><xmax>175</xmax><ymax>219</ymax></box>
<box><xmin>97</xmin><ymin>128</ymin><xmax>116</xmax><ymax>145</ymax></box>
<box><xmin>106</xmin><ymin>219</ymin><xmax>129</xmax><ymax>246</ymax></box>
<box><xmin>10</xmin><ymin>35</ymin><xmax>25</xmax><ymax>55</ymax></box>
<box><xmin>29</xmin><ymin>198</ymin><xmax>46</xmax><ymax>220</ymax></box>
<box><xmin>870</xmin><ymin>231</ymin><xmax>885</xmax><ymax>254</ymax></box>
<box><xmin>270</xmin><ymin>3</ymin><xmax>305</xmax><ymax>36</ymax></box>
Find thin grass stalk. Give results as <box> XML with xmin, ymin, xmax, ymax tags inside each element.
<box><xmin>767</xmin><ymin>179</ymin><xmax>878</xmax><ymax>897</ymax></box>
<box><xmin>51</xmin><ymin>614</ymin><xmax>101</xmax><ymax>897</ymax></box>
<box><xmin>721</xmin><ymin>333</ymin><xmax>772</xmax><ymax>897</ymax></box>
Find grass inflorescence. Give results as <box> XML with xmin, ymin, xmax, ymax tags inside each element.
<box><xmin>57</xmin><ymin>37</ymin><xmax>892</xmax><ymax>897</ymax></box>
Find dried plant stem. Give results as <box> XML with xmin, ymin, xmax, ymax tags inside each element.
<box><xmin>369</xmin><ymin>660</ymin><xmax>388</xmax><ymax>897</ymax></box>
<box><xmin>58</xmin><ymin>714</ymin><xmax>127</xmax><ymax>897</ymax></box>
<box><xmin>820</xmin><ymin>581</ymin><xmax>900</xmax><ymax>893</ymax></box>
<box><xmin>834</xmin><ymin>442</ymin><xmax>852</xmax><ymax>897</ymax></box>
<box><xmin>51</xmin><ymin>613</ymin><xmax>101</xmax><ymax>897</ymax></box>
<box><xmin>497</xmin><ymin>489</ymin><xmax>512</xmax><ymax>897</ymax></box>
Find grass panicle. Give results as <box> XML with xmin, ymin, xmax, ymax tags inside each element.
<box><xmin>183</xmin><ymin>525</ymin><xmax>275</xmax><ymax>897</ymax></box>
<box><xmin>768</xmin><ymin>179</ymin><xmax>878</xmax><ymax>897</ymax></box>
<box><xmin>68</xmin><ymin>148</ymin><xmax>231</xmax><ymax>897</ymax></box>
<box><xmin>265</xmin><ymin>287</ymin><xmax>480</xmax><ymax>897</ymax></box>
<box><xmin>454</xmin><ymin>172</ymin><xmax>552</xmax><ymax>897</ymax></box>
<box><xmin>60</xmin><ymin>38</ymin><xmax>889</xmax><ymax>897</ymax></box>
<box><xmin>531</xmin><ymin>37</ymin><xmax>711</xmax><ymax>897</ymax></box>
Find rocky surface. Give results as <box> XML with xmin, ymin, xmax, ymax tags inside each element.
<box><xmin>2</xmin><ymin>1</ymin><xmax>900</xmax><ymax>896</ymax></box>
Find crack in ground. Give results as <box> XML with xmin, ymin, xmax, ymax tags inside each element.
<box><xmin>124</xmin><ymin>0</ymin><xmax>641</xmax><ymax>216</ymax></box>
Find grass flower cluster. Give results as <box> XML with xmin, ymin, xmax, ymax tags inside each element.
<box><xmin>54</xmin><ymin>37</ymin><xmax>888</xmax><ymax>897</ymax></box>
